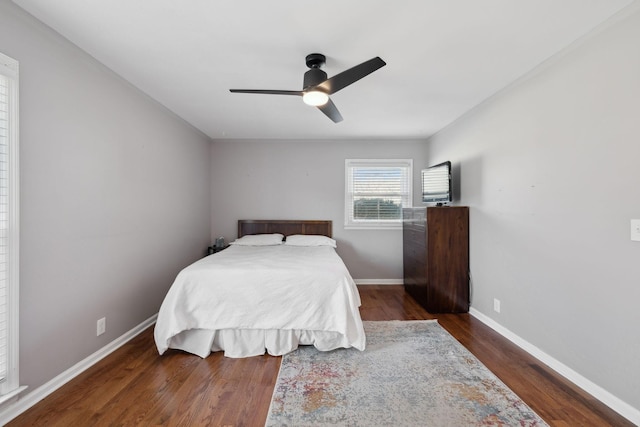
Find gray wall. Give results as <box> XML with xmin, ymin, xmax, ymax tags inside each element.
<box><xmin>210</xmin><ymin>139</ymin><xmax>427</xmax><ymax>280</ymax></box>
<box><xmin>427</xmin><ymin>8</ymin><xmax>640</xmax><ymax>413</ymax></box>
<box><xmin>0</xmin><ymin>1</ymin><xmax>211</xmax><ymax>392</ymax></box>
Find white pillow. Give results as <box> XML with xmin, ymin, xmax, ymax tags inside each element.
<box><xmin>230</xmin><ymin>233</ymin><xmax>284</xmax><ymax>246</ymax></box>
<box><xmin>284</xmin><ymin>234</ymin><xmax>337</xmax><ymax>248</ymax></box>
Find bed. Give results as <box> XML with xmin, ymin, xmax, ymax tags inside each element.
<box><xmin>154</xmin><ymin>220</ymin><xmax>366</xmax><ymax>358</ymax></box>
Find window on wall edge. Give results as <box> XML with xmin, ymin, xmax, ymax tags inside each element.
<box><xmin>0</xmin><ymin>51</ymin><xmax>23</xmax><ymax>402</ymax></box>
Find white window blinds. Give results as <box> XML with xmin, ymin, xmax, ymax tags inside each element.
<box><xmin>0</xmin><ymin>52</ymin><xmax>18</xmax><ymax>395</ymax></box>
<box><xmin>345</xmin><ymin>159</ymin><xmax>412</xmax><ymax>229</ymax></box>
<box><xmin>0</xmin><ymin>70</ymin><xmax>9</xmax><ymax>382</ymax></box>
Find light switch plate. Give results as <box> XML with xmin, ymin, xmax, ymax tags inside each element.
<box><xmin>631</xmin><ymin>219</ymin><xmax>640</xmax><ymax>242</ymax></box>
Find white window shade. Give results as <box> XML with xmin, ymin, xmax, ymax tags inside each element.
<box><xmin>345</xmin><ymin>159</ymin><xmax>412</xmax><ymax>229</ymax></box>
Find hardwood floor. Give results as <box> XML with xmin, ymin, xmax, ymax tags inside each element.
<box><xmin>9</xmin><ymin>285</ymin><xmax>634</xmax><ymax>426</ymax></box>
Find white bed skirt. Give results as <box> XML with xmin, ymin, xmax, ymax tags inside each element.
<box><xmin>167</xmin><ymin>328</ymin><xmax>359</xmax><ymax>358</ymax></box>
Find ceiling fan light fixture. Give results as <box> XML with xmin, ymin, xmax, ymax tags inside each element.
<box><xmin>302</xmin><ymin>90</ymin><xmax>329</xmax><ymax>106</ymax></box>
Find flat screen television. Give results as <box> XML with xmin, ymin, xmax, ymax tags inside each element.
<box><xmin>422</xmin><ymin>161</ymin><xmax>452</xmax><ymax>205</ymax></box>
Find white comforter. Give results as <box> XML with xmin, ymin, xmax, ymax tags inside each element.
<box><xmin>154</xmin><ymin>244</ymin><xmax>366</xmax><ymax>358</ymax></box>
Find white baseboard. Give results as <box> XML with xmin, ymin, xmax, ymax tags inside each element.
<box><xmin>469</xmin><ymin>308</ymin><xmax>640</xmax><ymax>426</ymax></box>
<box><xmin>0</xmin><ymin>314</ymin><xmax>158</xmax><ymax>426</ymax></box>
<box><xmin>354</xmin><ymin>279</ymin><xmax>404</xmax><ymax>285</ymax></box>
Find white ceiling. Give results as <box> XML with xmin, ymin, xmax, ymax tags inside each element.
<box><xmin>12</xmin><ymin>0</ymin><xmax>636</xmax><ymax>140</ymax></box>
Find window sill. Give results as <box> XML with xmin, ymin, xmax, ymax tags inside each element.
<box><xmin>0</xmin><ymin>385</ymin><xmax>28</xmax><ymax>406</ymax></box>
<box><xmin>344</xmin><ymin>225</ymin><xmax>402</xmax><ymax>230</ymax></box>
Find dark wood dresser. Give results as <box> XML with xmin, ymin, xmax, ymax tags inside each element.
<box><xmin>402</xmin><ymin>207</ymin><xmax>469</xmax><ymax>313</ymax></box>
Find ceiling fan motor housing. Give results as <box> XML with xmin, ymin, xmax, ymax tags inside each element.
<box><xmin>304</xmin><ymin>53</ymin><xmax>328</xmax><ymax>89</ymax></box>
<box><xmin>304</xmin><ymin>68</ymin><xmax>327</xmax><ymax>89</ymax></box>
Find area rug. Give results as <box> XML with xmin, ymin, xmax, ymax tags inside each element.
<box><xmin>265</xmin><ymin>320</ymin><xmax>548</xmax><ymax>426</ymax></box>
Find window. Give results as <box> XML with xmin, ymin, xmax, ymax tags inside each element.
<box><xmin>0</xmin><ymin>52</ymin><xmax>20</xmax><ymax>401</ymax></box>
<box><xmin>345</xmin><ymin>159</ymin><xmax>412</xmax><ymax>229</ymax></box>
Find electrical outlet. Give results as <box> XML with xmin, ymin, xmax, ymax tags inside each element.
<box><xmin>493</xmin><ymin>298</ymin><xmax>501</xmax><ymax>313</ymax></box>
<box><xmin>631</xmin><ymin>219</ymin><xmax>640</xmax><ymax>242</ymax></box>
<box><xmin>97</xmin><ymin>317</ymin><xmax>106</xmax><ymax>336</ymax></box>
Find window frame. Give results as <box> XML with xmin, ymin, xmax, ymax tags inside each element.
<box><xmin>344</xmin><ymin>158</ymin><xmax>413</xmax><ymax>230</ymax></box>
<box><xmin>0</xmin><ymin>51</ymin><xmax>21</xmax><ymax>401</ymax></box>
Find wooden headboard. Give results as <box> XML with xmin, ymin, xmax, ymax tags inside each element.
<box><xmin>238</xmin><ymin>220</ymin><xmax>332</xmax><ymax>238</ymax></box>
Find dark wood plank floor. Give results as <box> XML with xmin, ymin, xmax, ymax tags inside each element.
<box><xmin>9</xmin><ymin>285</ymin><xmax>633</xmax><ymax>426</ymax></box>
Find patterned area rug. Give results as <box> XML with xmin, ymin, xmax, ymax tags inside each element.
<box><xmin>265</xmin><ymin>320</ymin><xmax>548</xmax><ymax>426</ymax></box>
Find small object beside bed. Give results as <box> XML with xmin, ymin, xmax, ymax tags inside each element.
<box><xmin>154</xmin><ymin>220</ymin><xmax>366</xmax><ymax>358</ymax></box>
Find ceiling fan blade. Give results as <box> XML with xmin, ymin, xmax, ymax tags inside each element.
<box><xmin>317</xmin><ymin>98</ymin><xmax>343</xmax><ymax>123</ymax></box>
<box><xmin>317</xmin><ymin>57</ymin><xmax>386</xmax><ymax>94</ymax></box>
<box><xmin>229</xmin><ymin>89</ymin><xmax>303</xmax><ymax>96</ymax></box>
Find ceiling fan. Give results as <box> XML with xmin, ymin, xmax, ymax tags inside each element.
<box><xmin>230</xmin><ymin>53</ymin><xmax>386</xmax><ymax>123</ymax></box>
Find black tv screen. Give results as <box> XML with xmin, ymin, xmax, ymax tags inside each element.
<box><xmin>422</xmin><ymin>161</ymin><xmax>452</xmax><ymax>204</ymax></box>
